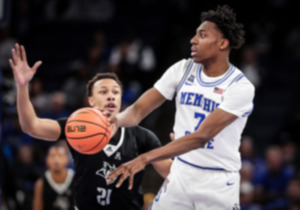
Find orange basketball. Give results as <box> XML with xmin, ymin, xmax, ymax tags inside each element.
<box><xmin>65</xmin><ymin>107</ymin><xmax>111</xmax><ymax>155</ymax></box>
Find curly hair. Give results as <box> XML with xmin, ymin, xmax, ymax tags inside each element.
<box><xmin>86</xmin><ymin>72</ymin><xmax>123</xmax><ymax>97</ymax></box>
<box><xmin>201</xmin><ymin>5</ymin><xmax>245</xmax><ymax>49</ymax></box>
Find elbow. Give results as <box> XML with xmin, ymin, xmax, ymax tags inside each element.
<box><xmin>20</xmin><ymin>121</ymin><xmax>36</xmax><ymax>137</ymax></box>
<box><xmin>193</xmin><ymin>131</ymin><xmax>213</xmax><ymax>148</ymax></box>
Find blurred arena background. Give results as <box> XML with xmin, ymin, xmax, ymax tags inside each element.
<box><xmin>1</xmin><ymin>0</ymin><xmax>300</xmax><ymax>209</ymax></box>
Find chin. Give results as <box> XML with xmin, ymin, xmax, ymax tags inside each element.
<box><xmin>192</xmin><ymin>57</ymin><xmax>202</xmax><ymax>63</ymax></box>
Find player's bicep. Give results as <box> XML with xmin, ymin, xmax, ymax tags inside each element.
<box><xmin>196</xmin><ymin>108</ymin><xmax>237</xmax><ymax>141</ymax></box>
<box><xmin>29</xmin><ymin>118</ymin><xmax>61</xmax><ymax>141</ymax></box>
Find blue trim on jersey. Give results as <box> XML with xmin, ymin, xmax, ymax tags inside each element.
<box><xmin>176</xmin><ymin>60</ymin><xmax>194</xmax><ymax>92</ymax></box>
<box><xmin>227</xmin><ymin>73</ymin><xmax>245</xmax><ymax>88</ymax></box>
<box><xmin>177</xmin><ymin>157</ymin><xmax>225</xmax><ymax>171</ymax></box>
<box><xmin>196</xmin><ymin>65</ymin><xmax>236</xmax><ymax>87</ymax></box>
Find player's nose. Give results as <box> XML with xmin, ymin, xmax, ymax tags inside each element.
<box><xmin>107</xmin><ymin>92</ymin><xmax>115</xmax><ymax>101</ymax></box>
<box><xmin>190</xmin><ymin>35</ymin><xmax>197</xmax><ymax>44</ymax></box>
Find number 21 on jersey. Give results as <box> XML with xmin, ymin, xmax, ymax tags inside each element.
<box><xmin>97</xmin><ymin>187</ymin><xmax>112</xmax><ymax>206</ymax></box>
<box><xmin>185</xmin><ymin>112</ymin><xmax>214</xmax><ymax>149</ymax></box>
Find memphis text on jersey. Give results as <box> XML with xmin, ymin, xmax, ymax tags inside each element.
<box><xmin>180</xmin><ymin>92</ymin><xmax>219</xmax><ymax>113</ymax></box>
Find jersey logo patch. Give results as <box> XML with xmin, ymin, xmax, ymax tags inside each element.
<box><xmin>213</xmin><ymin>87</ymin><xmax>224</xmax><ymax>94</ymax></box>
<box><xmin>96</xmin><ymin>161</ymin><xmax>117</xmax><ymax>184</ymax></box>
<box><xmin>114</xmin><ymin>152</ymin><xmax>121</xmax><ymax>160</ymax></box>
<box><xmin>184</xmin><ymin>75</ymin><xmax>195</xmax><ymax>86</ymax></box>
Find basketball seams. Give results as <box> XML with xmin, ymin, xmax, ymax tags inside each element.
<box><xmin>66</xmin><ymin>120</ymin><xmax>107</xmax><ymax>130</ymax></box>
<box><xmin>67</xmin><ymin>133</ymin><xmax>106</xmax><ymax>140</ymax></box>
<box><xmin>84</xmin><ymin>133</ymin><xmax>107</xmax><ymax>153</ymax></box>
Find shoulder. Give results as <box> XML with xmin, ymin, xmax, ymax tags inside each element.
<box><xmin>171</xmin><ymin>58</ymin><xmax>193</xmax><ymax>72</ymax></box>
<box><xmin>125</xmin><ymin>126</ymin><xmax>161</xmax><ymax>150</ymax></box>
<box><xmin>125</xmin><ymin>126</ymin><xmax>158</xmax><ymax>139</ymax></box>
<box><xmin>228</xmin><ymin>67</ymin><xmax>255</xmax><ymax>93</ymax></box>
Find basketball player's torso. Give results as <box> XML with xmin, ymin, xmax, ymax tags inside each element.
<box><xmin>174</xmin><ymin>59</ymin><xmax>249</xmax><ymax>171</ymax></box>
<box><xmin>43</xmin><ymin>169</ymin><xmax>74</xmax><ymax>210</ymax></box>
<box><xmin>68</xmin><ymin>126</ymin><xmax>146</xmax><ymax>210</ymax></box>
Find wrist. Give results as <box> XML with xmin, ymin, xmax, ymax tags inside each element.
<box><xmin>140</xmin><ymin>153</ymin><xmax>151</xmax><ymax>165</ymax></box>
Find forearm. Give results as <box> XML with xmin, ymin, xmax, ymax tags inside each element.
<box><xmin>142</xmin><ymin>132</ymin><xmax>208</xmax><ymax>165</ymax></box>
<box><xmin>117</xmin><ymin>104</ymin><xmax>142</xmax><ymax>127</ymax></box>
<box><xmin>17</xmin><ymin>85</ymin><xmax>39</xmax><ymax>133</ymax></box>
<box><xmin>117</xmin><ymin>88</ymin><xmax>166</xmax><ymax>127</ymax></box>
<box><xmin>16</xmin><ymin>85</ymin><xmax>60</xmax><ymax>140</ymax></box>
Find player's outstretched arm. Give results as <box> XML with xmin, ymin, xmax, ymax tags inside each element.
<box><xmin>112</xmin><ymin>88</ymin><xmax>166</xmax><ymax>127</ymax></box>
<box><xmin>9</xmin><ymin>43</ymin><xmax>61</xmax><ymax>141</ymax></box>
<box><xmin>107</xmin><ymin>108</ymin><xmax>237</xmax><ymax>189</ymax></box>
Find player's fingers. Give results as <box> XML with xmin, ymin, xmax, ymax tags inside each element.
<box><xmin>106</xmin><ymin>168</ymin><xmax>121</xmax><ymax>183</ymax></box>
<box><xmin>15</xmin><ymin>43</ymin><xmax>20</xmax><ymax>59</ymax></box>
<box><xmin>11</xmin><ymin>49</ymin><xmax>18</xmax><ymax>64</ymax></box>
<box><xmin>8</xmin><ymin>59</ymin><xmax>16</xmax><ymax>72</ymax></box>
<box><xmin>102</xmin><ymin>110</ymin><xmax>111</xmax><ymax>118</ymax></box>
<box><xmin>32</xmin><ymin>61</ymin><xmax>42</xmax><ymax>71</ymax></box>
<box><xmin>116</xmin><ymin>172</ymin><xmax>128</xmax><ymax>188</ymax></box>
<box><xmin>128</xmin><ymin>173</ymin><xmax>134</xmax><ymax>190</ymax></box>
<box><xmin>169</xmin><ymin>132</ymin><xmax>175</xmax><ymax>141</ymax></box>
<box><xmin>20</xmin><ymin>45</ymin><xmax>27</xmax><ymax>62</ymax></box>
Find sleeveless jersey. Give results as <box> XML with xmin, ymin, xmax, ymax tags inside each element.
<box><xmin>154</xmin><ymin>58</ymin><xmax>255</xmax><ymax>171</ymax></box>
<box><xmin>57</xmin><ymin>119</ymin><xmax>161</xmax><ymax>210</ymax></box>
<box><xmin>43</xmin><ymin>169</ymin><xmax>74</xmax><ymax>210</ymax></box>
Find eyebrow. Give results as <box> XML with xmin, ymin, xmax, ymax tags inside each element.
<box><xmin>99</xmin><ymin>85</ymin><xmax>121</xmax><ymax>89</ymax></box>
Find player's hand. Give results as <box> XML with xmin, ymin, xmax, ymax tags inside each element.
<box><xmin>106</xmin><ymin>155</ymin><xmax>148</xmax><ymax>190</ymax></box>
<box><xmin>169</xmin><ymin>132</ymin><xmax>175</xmax><ymax>141</ymax></box>
<box><xmin>9</xmin><ymin>43</ymin><xmax>42</xmax><ymax>87</ymax></box>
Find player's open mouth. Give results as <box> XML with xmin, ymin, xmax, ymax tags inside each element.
<box><xmin>105</xmin><ymin>103</ymin><xmax>116</xmax><ymax>112</ymax></box>
<box><xmin>191</xmin><ymin>47</ymin><xmax>197</xmax><ymax>56</ymax></box>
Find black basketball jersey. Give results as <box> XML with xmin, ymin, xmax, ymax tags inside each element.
<box><xmin>57</xmin><ymin>119</ymin><xmax>161</xmax><ymax>210</ymax></box>
<box><xmin>42</xmin><ymin>169</ymin><xmax>75</xmax><ymax>210</ymax></box>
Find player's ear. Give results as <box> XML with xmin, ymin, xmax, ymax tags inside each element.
<box><xmin>88</xmin><ymin>97</ymin><xmax>95</xmax><ymax>107</ymax></box>
<box><xmin>219</xmin><ymin>38</ymin><xmax>230</xmax><ymax>50</ymax></box>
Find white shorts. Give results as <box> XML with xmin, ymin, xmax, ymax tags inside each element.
<box><xmin>150</xmin><ymin>158</ymin><xmax>240</xmax><ymax>210</ymax></box>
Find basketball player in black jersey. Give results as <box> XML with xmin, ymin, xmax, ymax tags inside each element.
<box><xmin>33</xmin><ymin>145</ymin><xmax>74</xmax><ymax>210</ymax></box>
<box><xmin>9</xmin><ymin>43</ymin><xmax>172</xmax><ymax>210</ymax></box>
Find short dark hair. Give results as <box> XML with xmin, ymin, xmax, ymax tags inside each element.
<box><xmin>201</xmin><ymin>5</ymin><xmax>245</xmax><ymax>49</ymax></box>
<box><xmin>86</xmin><ymin>72</ymin><xmax>123</xmax><ymax>97</ymax></box>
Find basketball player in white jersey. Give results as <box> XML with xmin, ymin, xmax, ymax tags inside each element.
<box><xmin>106</xmin><ymin>5</ymin><xmax>255</xmax><ymax>209</ymax></box>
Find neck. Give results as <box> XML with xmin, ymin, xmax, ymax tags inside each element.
<box><xmin>51</xmin><ymin>169</ymin><xmax>68</xmax><ymax>184</ymax></box>
<box><xmin>201</xmin><ymin>56</ymin><xmax>230</xmax><ymax>77</ymax></box>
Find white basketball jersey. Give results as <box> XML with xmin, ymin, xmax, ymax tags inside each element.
<box><xmin>154</xmin><ymin>59</ymin><xmax>255</xmax><ymax>171</ymax></box>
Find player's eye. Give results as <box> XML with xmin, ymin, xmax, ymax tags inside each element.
<box><xmin>99</xmin><ymin>90</ymin><xmax>106</xmax><ymax>94</ymax></box>
<box><xmin>113</xmin><ymin>90</ymin><xmax>120</xmax><ymax>94</ymax></box>
<box><xmin>200</xmin><ymin>33</ymin><xmax>206</xmax><ymax>38</ymax></box>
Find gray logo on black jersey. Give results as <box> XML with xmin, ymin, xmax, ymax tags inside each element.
<box><xmin>96</xmin><ymin>161</ymin><xmax>117</xmax><ymax>184</ymax></box>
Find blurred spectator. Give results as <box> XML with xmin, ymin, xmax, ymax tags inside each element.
<box><xmin>33</xmin><ymin>144</ymin><xmax>74</xmax><ymax>210</ymax></box>
<box><xmin>241</xmin><ymin>161</ymin><xmax>254</xmax><ymax>183</ymax></box>
<box><xmin>14</xmin><ymin>145</ymin><xmax>41</xmax><ymax>210</ymax></box>
<box><xmin>44</xmin><ymin>0</ymin><xmax>72</xmax><ymax>21</ymax></box>
<box><xmin>280</xmin><ymin>138</ymin><xmax>300</xmax><ymax>171</ymax></box>
<box><xmin>44</xmin><ymin>91</ymin><xmax>70</xmax><ymax>119</ymax></box>
<box><xmin>0</xmin><ymin>27</ymin><xmax>17</xmax><ymax>70</ymax></box>
<box><xmin>254</xmin><ymin>145</ymin><xmax>294</xmax><ymax>205</ymax></box>
<box><xmin>85</xmin><ymin>32</ymin><xmax>110</xmax><ymax>75</ymax></box>
<box><xmin>109</xmin><ymin>33</ymin><xmax>156</xmax><ymax>103</ymax></box>
<box><xmin>240</xmin><ymin>181</ymin><xmax>262</xmax><ymax>210</ymax></box>
<box><xmin>63</xmin><ymin>0</ymin><xmax>115</xmax><ymax>23</ymax></box>
<box><xmin>240</xmin><ymin>46</ymin><xmax>263</xmax><ymax>89</ymax></box>
<box><xmin>265</xmin><ymin>175</ymin><xmax>300</xmax><ymax>210</ymax></box>
<box><xmin>63</xmin><ymin>66</ymin><xmax>90</xmax><ymax>110</ymax></box>
<box><xmin>30</xmin><ymin>78</ymin><xmax>50</xmax><ymax>116</ymax></box>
